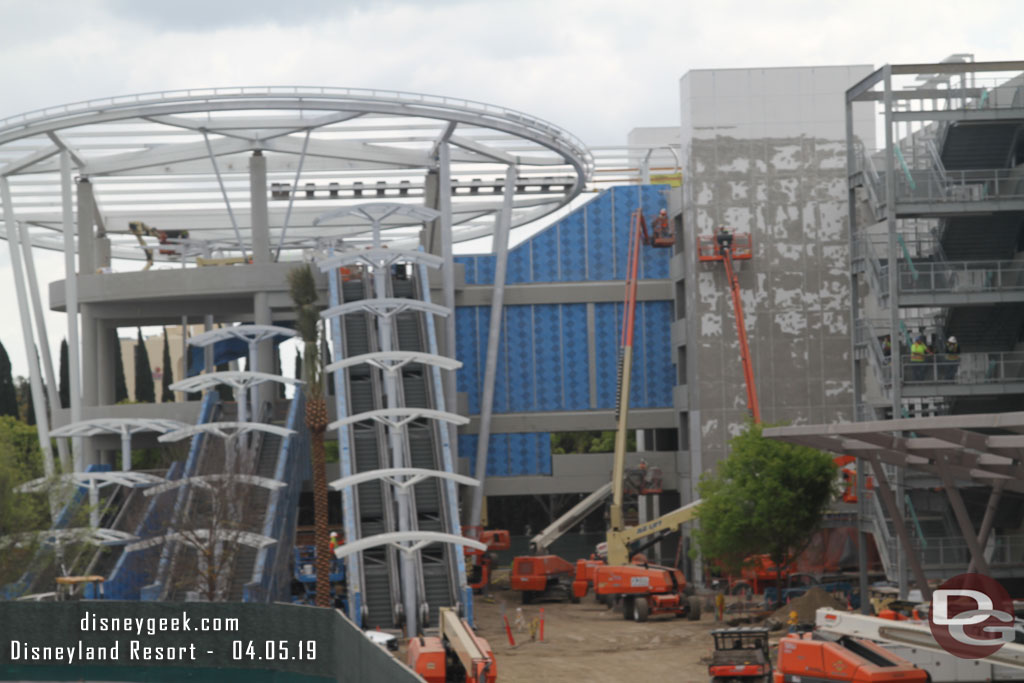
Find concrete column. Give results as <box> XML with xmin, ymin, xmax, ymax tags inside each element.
<box><xmin>97</xmin><ymin>323</ymin><xmax>115</xmax><ymax>406</ymax></box>
<box><xmin>81</xmin><ymin>305</ymin><xmax>98</xmax><ymax>408</ymax></box>
<box><xmin>250</xmin><ymin>151</ymin><xmax>274</xmax><ymax>409</ymax></box>
<box><xmin>77</xmin><ymin>179</ymin><xmax>96</xmax><ymax>276</ymax></box>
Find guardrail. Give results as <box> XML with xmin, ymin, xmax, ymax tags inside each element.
<box><xmin>897</xmin><ymin>259</ymin><xmax>1024</xmax><ymax>295</ymax></box>
<box><xmin>901</xmin><ymin>351</ymin><xmax>1024</xmax><ymax>385</ymax></box>
<box><xmin>897</xmin><ymin>168</ymin><xmax>1024</xmax><ymax>203</ymax></box>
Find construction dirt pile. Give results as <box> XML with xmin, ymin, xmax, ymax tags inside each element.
<box><xmin>771</xmin><ymin>586</ymin><xmax>846</xmax><ymax>624</ymax></box>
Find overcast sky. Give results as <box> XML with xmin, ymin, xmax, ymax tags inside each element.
<box><xmin>0</xmin><ymin>0</ymin><xmax>1021</xmax><ymax>379</ymax></box>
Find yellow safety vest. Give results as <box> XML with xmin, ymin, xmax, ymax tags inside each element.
<box><xmin>910</xmin><ymin>342</ymin><xmax>926</xmax><ymax>362</ymax></box>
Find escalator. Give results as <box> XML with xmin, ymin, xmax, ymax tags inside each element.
<box><xmin>341</xmin><ymin>277</ymin><xmax>400</xmax><ymax>628</ymax></box>
<box><xmin>391</xmin><ymin>275</ymin><xmax>458</xmax><ymax>626</ymax></box>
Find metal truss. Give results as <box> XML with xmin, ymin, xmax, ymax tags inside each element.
<box><xmin>333</xmin><ymin>531</ymin><xmax>487</xmax><ymax>560</ymax></box>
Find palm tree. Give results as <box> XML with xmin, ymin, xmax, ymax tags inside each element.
<box><xmin>288</xmin><ymin>265</ymin><xmax>331</xmax><ymax>608</ymax></box>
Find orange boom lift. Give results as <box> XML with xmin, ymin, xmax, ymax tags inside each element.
<box><xmin>697</xmin><ymin>228</ymin><xmax>759</xmax><ymax>422</ymax></box>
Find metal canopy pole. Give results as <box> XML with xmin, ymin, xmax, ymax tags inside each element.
<box><xmin>326</xmin><ymin>245</ymin><xmax>362</xmax><ymax>625</ymax></box>
<box><xmin>120</xmin><ymin>430</ymin><xmax>132</xmax><ymax>472</ymax></box>
<box><xmin>438</xmin><ymin>143</ymin><xmax>457</xmax><ymax>465</ymax></box>
<box><xmin>274</xmin><ymin>129</ymin><xmax>311</xmax><ymax>261</ymax></box>
<box><xmin>857</xmin><ymin>456</ymin><xmax>870</xmax><ymax>614</ymax></box>
<box><xmin>866</xmin><ymin>453</ymin><xmax>932</xmax><ymax>601</ymax></box>
<box><xmin>18</xmin><ymin>219</ymin><xmax>71</xmax><ymax>473</ymax></box>
<box><xmin>969</xmin><ymin>479</ymin><xmax>1005</xmax><ymax>573</ymax></box>
<box><xmin>0</xmin><ymin>177</ymin><xmax>56</xmax><ymax>482</ymax></box>
<box><xmin>935</xmin><ymin>460</ymin><xmax>991</xmax><ymax>575</ymax></box>
<box><xmin>60</xmin><ymin>151</ymin><xmax>82</xmax><ymax>471</ymax></box>
<box><xmin>468</xmin><ymin>166</ymin><xmax>516</xmax><ymax>531</ymax></box>
<box><xmin>201</xmin><ymin>130</ymin><xmax>247</xmax><ymax>260</ymax></box>
<box><xmin>370</xmin><ymin>217</ymin><xmax>418</xmax><ymax>639</ymax></box>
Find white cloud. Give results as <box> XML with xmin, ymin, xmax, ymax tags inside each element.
<box><xmin>0</xmin><ymin>0</ymin><xmax>1021</xmax><ymax>378</ymax></box>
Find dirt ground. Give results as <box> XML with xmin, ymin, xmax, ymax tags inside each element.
<box><xmin>470</xmin><ymin>589</ymin><xmax>762</xmax><ymax>683</ymax></box>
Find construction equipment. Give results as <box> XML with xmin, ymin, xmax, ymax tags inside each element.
<box><xmin>570</xmin><ymin>557</ymin><xmax>605</xmax><ymax>603</ymax></box>
<box><xmin>509</xmin><ymin>554</ymin><xmax>575</xmax><ymax>604</ymax></box>
<box><xmin>54</xmin><ymin>575</ymin><xmax>105</xmax><ymax>601</ymax></box>
<box><xmin>593</xmin><ymin>559</ymin><xmax>700</xmax><ymax>622</ymax></box>
<box><xmin>407</xmin><ymin>606</ymin><xmax>497</xmax><ymax>683</ymax></box>
<box><xmin>633</xmin><ymin>208</ymin><xmax>675</xmax><ymax>248</ymax></box>
<box><xmin>464</xmin><ymin>529</ymin><xmax>510</xmax><ymax>593</ymax></box>
<box><xmin>816</xmin><ymin>607</ymin><xmax>1024</xmax><ymax>680</ymax></box>
<box><xmin>776</xmin><ymin>629</ymin><xmax>928</xmax><ymax>682</ymax></box>
<box><xmin>528</xmin><ymin>482</ymin><xmax>612</xmax><ymax>554</ymax></box>
<box><xmin>709</xmin><ymin>627</ymin><xmax>772</xmax><ymax>682</ymax></box>
<box><xmin>128</xmin><ymin>221</ymin><xmax>190</xmax><ymax>270</ymax></box>
<box><xmin>697</xmin><ymin>227</ymin><xmax>759</xmax><ymax>422</ymax></box>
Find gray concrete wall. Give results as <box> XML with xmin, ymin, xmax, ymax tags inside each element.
<box><xmin>678</xmin><ymin>66</ymin><xmax>874</xmax><ymax>497</ymax></box>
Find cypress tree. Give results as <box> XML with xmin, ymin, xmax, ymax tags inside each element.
<box><xmin>0</xmin><ymin>340</ymin><xmax>18</xmax><ymax>418</ymax></box>
<box><xmin>113</xmin><ymin>331</ymin><xmax>128</xmax><ymax>403</ymax></box>
<box><xmin>161</xmin><ymin>328</ymin><xmax>175</xmax><ymax>403</ymax></box>
<box><xmin>58</xmin><ymin>339</ymin><xmax>70</xmax><ymax>409</ymax></box>
<box><xmin>134</xmin><ymin>328</ymin><xmax>156</xmax><ymax>403</ymax></box>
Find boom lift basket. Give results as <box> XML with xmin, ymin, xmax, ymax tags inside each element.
<box><xmin>697</xmin><ymin>233</ymin><xmax>753</xmax><ymax>261</ymax></box>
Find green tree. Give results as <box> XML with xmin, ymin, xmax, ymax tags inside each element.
<box><xmin>58</xmin><ymin>339</ymin><xmax>69</xmax><ymax>409</ymax></box>
<box><xmin>134</xmin><ymin>328</ymin><xmax>155</xmax><ymax>403</ymax></box>
<box><xmin>288</xmin><ymin>265</ymin><xmax>330</xmax><ymax>608</ymax></box>
<box><xmin>161</xmin><ymin>328</ymin><xmax>175</xmax><ymax>403</ymax></box>
<box><xmin>693</xmin><ymin>422</ymin><xmax>838</xmax><ymax>605</ymax></box>
<box><xmin>0</xmin><ymin>340</ymin><xmax>17</xmax><ymax>419</ymax></box>
<box><xmin>114</xmin><ymin>332</ymin><xmax>128</xmax><ymax>403</ymax></box>
<box><xmin>0</xmin><ymin>416</ymin><xmax>49</xmax><ymax>585</ymax></box>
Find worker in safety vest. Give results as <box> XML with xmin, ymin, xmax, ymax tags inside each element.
<box><xmin>653</xmin><ymin>209</ymin><xmax>669</xmax><ymax>241</ymax></box>
<box><xmin>329</xmin><ymin>531</ymin><xmax>342</xmax><ymax>572</ymax></box>
<box><xmin>716</xmin><ymin>226</ymin><xmax>733</xmax><ymax>255</ymax></box>
<box><xmin>910</xmin><ymin>336</ymin><xmax>928</xmax><ymax>382</ymax></box>
<box><xmin>943</xmin><ymin>336</ymin><xmax>960</xmax><ymax>380</ymax></box>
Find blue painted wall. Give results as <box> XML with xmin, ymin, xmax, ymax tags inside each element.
<box><xmin>454</xmin><ymin>185</ymin><xmax>674</xmax><ymax>477</ymax></box>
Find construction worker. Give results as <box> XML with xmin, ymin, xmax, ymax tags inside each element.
<box><xmin>944</xmin><ymin>336</ymin><xmax>960</xmax><ymax>380</ymax></box>
<box><xmin>787</xmin><ymin>610</ymin><xmax>800</xmax><ymax>633</ymax></box>
<box><xmin>716</xmin><ymin>226</ymin><xmax>733</xmax><ymax>254</ymax></box>
<box><xmin>715</xmin><ymin>585</ymin><xmax>726</xmax><ymax>621</ymax></box>
<box><xmin>881</xmin><ymin>335</ymin><xmax>892</xmax><ymax>364</ymax></box>
<box><xmin>329</xmin><ymin>531</ymin><xmax>342</xmax><ymax>572</ymax></box>
<box><xmin>653</xmin><ymin>209</ymin><xmax>669</xmax><ymax>241</ymax></box>
<box><xmin>909</xmin><ymin>336</ymin><xmax>928</xmax><ymax>382</ymax></box>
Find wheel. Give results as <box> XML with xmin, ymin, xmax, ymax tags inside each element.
<box><xmin>570</xmin><ymin>592</ymin><xmax>580</xmax><ymax>604</ymax></box>
<box><xmin>687</xmin><ymin>595</ymin><xmax>702</xmax><ymax>621</ymax></box>
<box><xmin>633</xmin><ymin>598</ymin><xmax>649</xmax><ymax>622</ymax></box>
<box><xmin>622</xmin><ymin>596</ymin><xmax>635</xmax><ymax>620</ymax></box>
<box><xmin>521</xmin><ymin>590</ymin><xmax>533</xmax><ymax>605</ymax></box>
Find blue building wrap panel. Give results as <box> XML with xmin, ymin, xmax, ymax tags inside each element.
<box><xmin>558</xmin><ymin>210</ymin><xmax>587</xmax><ymax>282</ymax></box>
<box><xmin>505</xmin><ymin>306</ymin><xmax>535</xmax><ymax>412</ymax></box>
<box><xmin>506</xmin><ymin>244</ymin><xmax>531</xmax><ymax>284</ymax></box>
<box><xmin>560</xmin><ymin>304</ymin><xmax>590</xmax><ymax>411</ymax></box>
<box><xmin>613</xmin><ymin>185</ymin><xmax>639</xmax><ymax>281</ymax></box>
<box><xmin>532</xmin><ymin>304</ymin><xmax>564</xmax><ymax>411</ymax></box>
<box><xmin>507</xmin><ymin>433</ymin><xmax>529</xmax><ymax>476</ymax></box>
<box><xmin>455</xmin><ymin>255</ymin><xmax>477</xmax><ymax>285</ymax></box>
<box><xmin>455</xmin><ymin>307</ymin><xmax>482</xmax><ymax>415</ymax></box>
<box><xmin>642</xmin><ymin>300</ymin><xmax>674</xmax><ymax>407</ymax></box>
<box><xmin>593</xmin><ymin>302</ymin><xmax>621</xmax><ymax>410</ymax></box>
<box><xmin>533</xmin><ymin>432</ymin><xmax>552</xmax><ymax>475</ymax></box>
<box><xmin>476</xmin><ymin>254</ymin><xmax>496</xmax><ymax>286</ymax></box>
<box><xmin>585</xmin><ymin>193</ymin><xmax>614</xmax><ymax>281</ymax></box>
<box><xmin>459</xmin><ymin>432</ymin><xmax>552</xmax><ymax>476</ymax></box>
<box><xmin>530</xmin><ymin>226</ymin><xmax>559</xmax><ymax>282</ymax></box>
<box><xmin>486</xmin><ymin>434</ymin><xmax>509</xmax><ymax>477</ymax></box>
<box><xmin>458</xmin><ymin>434</ymin><xmax>478</xmax><ymax>476</ymax></box>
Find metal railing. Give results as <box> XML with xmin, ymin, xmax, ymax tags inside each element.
<box><xmin>897</xmin><ymin>168</ymin><xmax>1024</xmax><ymax>203</ymax></box>
<box><xmin>897</xmin><ymin>259</ymin><xmax>1024</xmax><ymax>295</ymax></box>
<box><xmin>901</xmin><ymin>351</ymin><xmax>1024</xmax><ymax>385</ymax></box>
<box><xmin>0</xmin><ymin>85</ymin><xmax>594</xmax><ymax>175</ymax></box>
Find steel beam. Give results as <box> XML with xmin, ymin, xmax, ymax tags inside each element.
<box><xmin>866</xmin><ymin>454</ymin><xmax>931</xmax><ymax>600</ymax></box>
<box><xmin>935</xmin><ymin>459</ymin><xmax>990</xmax><ymax>575</ymax></box>
<box><xmin>969</xmin><ymin>479</ymin><xmax>1005</xmax><ymax>574</ymax></box>
<box><xmin>469</xmin><ymin>166</ymin><xmax>516</xmax><ymax>531</ymax></box>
